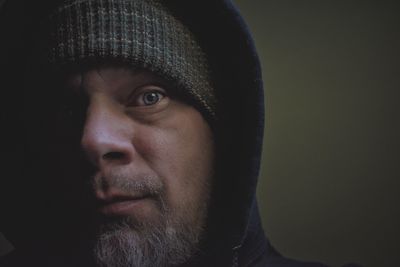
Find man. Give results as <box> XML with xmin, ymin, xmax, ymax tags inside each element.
<box><xmin>0</xmin><ymin>0</ymin><xmax>358</xmax><ymax>266</ymax></box>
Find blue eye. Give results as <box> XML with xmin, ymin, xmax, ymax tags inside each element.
<box><xmin>140</xmin><ymin>91</ymin><xmax>165</xmax><ymax>106</ymax></box>
<box><xmin>127</xmin><ymin>86</ymin><xmax>167</xmax><ymax>107</ymax></box>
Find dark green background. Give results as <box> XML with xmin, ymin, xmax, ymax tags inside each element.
<box><xmin>1</xmin><ymin>1</ymin><xmax>399</xmax><ymax>266</ymax></box>
<box><xmin>233</xmin><ymin>0</ymin><xmax>400</xmax><ymax>266</ymax></box>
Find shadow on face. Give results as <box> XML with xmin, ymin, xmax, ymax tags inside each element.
<box><xmin>18</xmin><ymin>64</ymin><xmax>215</xmax><ymax>264</ymax></box>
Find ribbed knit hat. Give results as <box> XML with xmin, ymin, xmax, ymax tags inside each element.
<box><xmin>45</xmin><ymin>0</ymin><xmax>216</xmax><ymax>119</ymax></box>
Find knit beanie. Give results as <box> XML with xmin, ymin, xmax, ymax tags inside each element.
<box><xmin>44</xmin><ymin>0</ymin><xmax>216</xmax><ymax>119</ymax></box>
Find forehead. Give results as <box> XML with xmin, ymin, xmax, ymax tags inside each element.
<box><xmin>60</xmin><ymin>64</ymin><xmax>171</xmax><ymax>93</ymax></box>
<box><xmin>45</xmin><ymin>61</ymin><xmax>202</xmax><ymax>117</ymax></box>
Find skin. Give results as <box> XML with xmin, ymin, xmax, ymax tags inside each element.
<box><xmin>61</xmin><ymin>66</ymin><xmax>215</xmax><ymax>239</ymax></box>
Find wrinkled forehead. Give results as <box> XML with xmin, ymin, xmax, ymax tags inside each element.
<box><xmin>59</xmin><ymin>63</ymin><xmax>172</xmax><ymax>94</ymax></box>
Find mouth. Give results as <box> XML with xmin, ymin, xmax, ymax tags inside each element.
<box><xmin>97</xmin><ymin>195</ymin><xmax>151</xmax><ymax>217</ymax></box>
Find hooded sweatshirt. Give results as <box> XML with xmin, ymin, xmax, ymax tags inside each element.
<box><xmin>0</xmin><ymin>0</ymin><xmax>360</xmax><ymax>266</ymax></box>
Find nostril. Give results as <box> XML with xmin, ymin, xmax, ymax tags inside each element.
<box><xmin>102</xmin><ymin>151</ymin><xmax>125</xmax><ymax>161</ymax></box>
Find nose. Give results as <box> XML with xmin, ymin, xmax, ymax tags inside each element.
<box><xmin>81</xmin><ymin>94</ymin><xmax>134</xmax><ymax>167</ymax></box>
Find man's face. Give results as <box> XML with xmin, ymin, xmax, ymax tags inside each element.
<box><xmin>58</xmin><ymin>66</ymin><xmax>214</xmax><ymax>266</ymax></box>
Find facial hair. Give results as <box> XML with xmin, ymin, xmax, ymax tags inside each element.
<box><xmin>93</xmin><ymin>214</ymin><xmax>202</xmax><ymax>267</ymax></box>
<box><xmin>91</xmin><ymin>168</ymin><xmax>210</xmax><ymax>267</ymax></box>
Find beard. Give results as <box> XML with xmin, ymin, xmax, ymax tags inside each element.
<box><xmin>93</xmin><ymin>213</ymin><xmax>202</xmax><ymax>267</ymax></box>
<box><xmin>89</xmin><ymin>167</ymin><xmax>211</xmax><ymax>267</ymax></box>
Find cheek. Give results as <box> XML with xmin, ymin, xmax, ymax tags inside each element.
<box><xmin>136</xmin><ymin>109</ymin><xmax>214</xmax><ymax>209</ymax></box>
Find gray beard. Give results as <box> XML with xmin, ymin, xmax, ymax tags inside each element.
<box><xmin>93</xmin><ymin>212</ymin><xmax>203</xmax><ymax>267</ymax></box>
<box><xmin>90</xmin><ymin>167</ymin><xmax>211</xmax><ymax>267</ymax></box>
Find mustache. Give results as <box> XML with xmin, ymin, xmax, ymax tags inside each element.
<box><xmin>91</xmin><ymin>167</ymin><xmax>164</xmax><ymax>198</ymax></box>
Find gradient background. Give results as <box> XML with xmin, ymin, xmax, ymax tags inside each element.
<box><xmin>1</xmin><ymin>1</ymin><xmax>399</xmax><ymax>266</ymax></box>
<box><xmin>233</xmin><ymin>1</ymin><xmax>400</xmax><ymax>266</ymax></box>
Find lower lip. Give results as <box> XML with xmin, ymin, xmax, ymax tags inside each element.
<box><xmin>99</xmin><ymin>198</ymin><xmax>148</xmax><ymax>216</ymax></box>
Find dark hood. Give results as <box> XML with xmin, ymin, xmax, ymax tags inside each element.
<box><xmin>167</xmin><ymin>1</ymin><xmax>267</xmax><ymax>265</ymax></box>
<box><xmin>0</xmin><ymin>0</ymin><xmax>271</xmax><ymax>266</ymax></box>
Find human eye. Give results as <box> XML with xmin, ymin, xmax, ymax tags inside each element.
<box><xmin>57</xmin><ymin>94</ymin><xmax>88</xmax><ymax>125</ymax></box>
<box><xmin>127</xmin><ymin>86</ymin><xmax>167</xmax><ymax>107</ymax></box>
